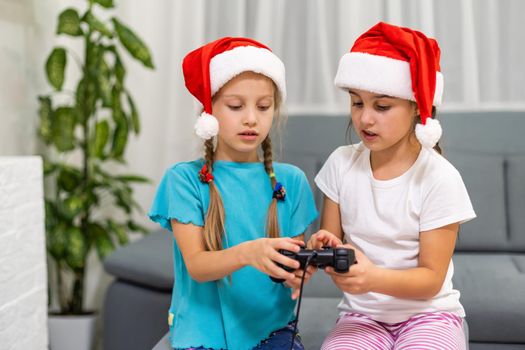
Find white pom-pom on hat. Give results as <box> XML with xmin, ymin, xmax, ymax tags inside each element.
<box><xmin>415</xmin><ymin>118</ymin><xmax>442</xmax><ymax>148</ymax></box>
<box><xmin>194</xmin><ymin>112</ymin><xmax>219</xmax><ymax>140</ymax></box>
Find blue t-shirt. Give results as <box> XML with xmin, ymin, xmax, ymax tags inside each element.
<box><xmin>148</xmin><ymin>159</ymin><xmax>318</xmax><ymax>350</ymax></box>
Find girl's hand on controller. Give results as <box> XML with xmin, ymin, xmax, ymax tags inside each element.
<box><xmin>240</xmin><ymin>237</ymin><xmax>304</xmax><ymax>281</ymax></box>
<box><xmin>325</xmin><ymin>243</ymin><xmax>379</xmax><ymax>294</ymax></box>
<box><xmin>285</xmin><ymin>265</ymin><xmax>317</xmax><ymax>300</ymax></box>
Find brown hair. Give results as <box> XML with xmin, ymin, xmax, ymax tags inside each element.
<box><xmin>202</xmin><ymin>79</ymin><xmax>283</xmax><ymax>252</ymax></box>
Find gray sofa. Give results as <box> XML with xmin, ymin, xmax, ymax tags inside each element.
<box><xmin>103</xmin><ymin>112</ymin><xmax>525</xmax><ymax>350</ymax></box>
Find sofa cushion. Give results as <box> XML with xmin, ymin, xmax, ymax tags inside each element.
<box><xmin>104</xmin><ymin>231</ymin><xmax>173</xmax><ymax>290</ymax></box>
<box><xmin>453</xmin><ymin>253</ymin><xmax>525</xmax><ymax>343</ymax></box>
<box><xmin>438</xmin><ymin>113</ymin><xmax>525</xmax><ymax>155</ymax></box>
<box><xmin>507</xmin><ymin>156</ymin><xmax>525</xmax><ymax>251</ymax></box>
<box><xmin>446</xmin><ymin>151</ymin><xmax>508</xmax><ymax>251</ymax></box>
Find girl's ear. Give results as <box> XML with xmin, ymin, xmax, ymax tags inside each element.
<box><xmin>412</xmin><ymin>103</ymin><xmax>419</xmax><ymax>118</ymax></box>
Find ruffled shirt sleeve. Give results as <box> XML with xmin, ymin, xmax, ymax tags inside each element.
<box><xmin>148</xmin><ymin>163</ymin><xmax>205</xmax><ymax>231</ymax></box>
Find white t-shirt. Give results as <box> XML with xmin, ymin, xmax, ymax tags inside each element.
<box><xmin>315</xmin><ymin>143</ymin><xmax>476</xmax><ymax>323</ymax></box>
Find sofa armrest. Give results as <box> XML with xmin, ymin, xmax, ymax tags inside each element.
<box><xmin>104</xmin><ymin>230</ymin><xmax>173</xmax><ymax>290</ymax></box>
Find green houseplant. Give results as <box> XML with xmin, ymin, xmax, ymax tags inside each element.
<box><xmin>38</xmin><ymin>0</ymin><xmax>154</xmax><ymax>315</ymax></box>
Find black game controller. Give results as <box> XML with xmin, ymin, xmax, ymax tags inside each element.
<box><xmin>270</xmin><ymin>247</ymin><xmax>355</xmax><ymax>283</ymax></box>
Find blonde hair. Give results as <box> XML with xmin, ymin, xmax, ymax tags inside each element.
<box><xmin>202</xmin><ymin>80</ymin><xmax>283</xmax><ymax>252</ymax></box>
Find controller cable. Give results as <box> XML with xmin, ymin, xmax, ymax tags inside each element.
<box><xmin>288</xmin><ymin>252</ymin><xmax>317</xmax><ymax>350</ymax></box>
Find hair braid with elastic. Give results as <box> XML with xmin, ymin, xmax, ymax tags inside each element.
<box><xmin>203</xmin><ymin>138</ymin><xmax>226</xmax><ymax>251</ymax></box>
<box><xmin>261</xmin><ymin>136</ymin><xmax>280</xmax><ymax>238</ymax></box>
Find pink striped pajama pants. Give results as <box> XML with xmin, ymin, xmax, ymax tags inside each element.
<box><xmin>321</xmin><ymin>312</ymin><xmax>466</xmax><ymax>350</ymax></box>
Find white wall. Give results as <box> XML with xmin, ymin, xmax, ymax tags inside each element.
<box><xmin>0</xmin><ymin>157</ymin><xmax>47</xmax><ymax>350</ymax></box>
<box><xmin>0</xmin><ymin>0</ymin><xmax>53</xmax><ymax>156</ymax></box>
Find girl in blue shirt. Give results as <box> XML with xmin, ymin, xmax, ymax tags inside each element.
<box><xmin>149</xmin><ymin>37</ymin><xmax>318</xmax><ymax>350</ymax></box>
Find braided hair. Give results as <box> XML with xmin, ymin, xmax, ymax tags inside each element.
<box><xmin>200</xmin><ymin>84</ymin><xmax>284</xmax><ymax>251</ymax></box>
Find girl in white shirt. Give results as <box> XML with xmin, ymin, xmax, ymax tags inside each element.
<box><xmin>309</xmin><ymin>22</ymin><xmax>476</xmax><ymax>350</ymax></box>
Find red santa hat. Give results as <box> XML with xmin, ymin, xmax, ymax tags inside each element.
<box><xmin>334</xmin><ymin>22</ymin><xmax>444</xmax><ymax>148</ymax></box>
<box><xmin>182</xmin><ymin>37</ymin><xmax>286</xmax><ymax>140</ymax></box>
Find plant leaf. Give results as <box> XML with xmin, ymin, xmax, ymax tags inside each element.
<box><xmin>111</xmin><ymin>117</ymin><xmax>129</xmax><ymax>159</ymax></box>
<box><xmin>57</xmin><ymin>8</ymin><xmax>83</xmax><ymax>36</ymax></box>
<box><xmin>107</xmin><ymin>220</ymin><xmax>129</xmax><ymax>245</ymax></box>
<box><xmin>84</xmin><ymin>11</ymin><xmax>113</xmax><ymax>37</ymax></box>
<box><xmin>38</xmin><ymin>96</ymin><xmax>54</xmax><ymax>143</ymax></box>
<box><xmin>112</xmin><ymin>187</ymin><xmax>132</xmax><ymax>213</ymax></box>
<box><xmin>126</xmin><ymin>220</ymin><xmax>149</xmax><ymax>234</ymax></box>
<box><xmin>93</xmin><ymin>0</ymin><xmax>114</xmax><ymax>8</ymax></box>
<box><xmin>65</xmin><ymin>226</ymin><xmax>87</xmax><ymax>270</ymax></box>
<box><xmin>112</xmin><ymin>18</ymin><xmax>154</xmax><ymax>68</ymax></box>
<box><xmin>114</xmin><ymin>52</ymin><xmax>126</xmax><ymax>84</ymax></box>
<box><xmin>119</xmin><ymin>184</ymin><xmax>142</xmax><ymax>212</ymax></box>
<box><xmin>84</xmin><ymin>188</ymin><xmax>99</xmax><ymax>208</ymax></box>
<box><xmin>94</xmin><ymin>120</ymin><xmax>110</xmax><ymax>158</ymax></box>
<box><xmin>57</xmin><ymin>166</ymin><xmax>81</xmax><ymax>192</ymax></box>
<box><xmin>90</xmin><ymin>223</ymin><xmax>115</xmax><ymax>259</ymax></box>
<box><xmin>44</xmin><ymin>200</ymin><xmax>58</xmax><ymax>232</ymax></box>
<box><xmin>125</xmin><ymin>92</ymin><xmax>140</xmax><ymax>134</ymax></box>
<box><xmin>44</xmin><ymin>199</ymin><xmax>58</xmax><ymax>235</ymax></box>
<box><xmin>43</xmin><ymin>160</ymin><xmax>57</xmax><ymax>176</ymax></box>
<box><xmin>47</xmin><ymin>222</ymin><xmax>69</xmax><ymax>260</ymax></box>
<box><xmin>46</xmin><ymin>48</ymin><xmax>67</xmax><ymax>90</ymax></box>
<box><xmin>53</xmin><ymin>107</ymin><xmax>76</xmax><ymax>152</ymax></box>
<box><xmin>111</xmin><ymin>85</ymin><xmax>123</xmax><ymax>122</ymax></box>
<box><xmin>98</xmin><ymin>58</ymin><xmax>112</xmax><ymax>107</ymax></box>
<box><xmin>76</xmin><ymin>78</ymin><xmax>97</xmax><ymax>122</ymax></box>
<box><xmin>62</xmin><ymin>195</ymin><xmax>84</xmax><ymax>219</ymax></box>
<box><xmin>116</xmin><ymin>174</ymin><xmax>150</xmax><ymax>183</ymax></box>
